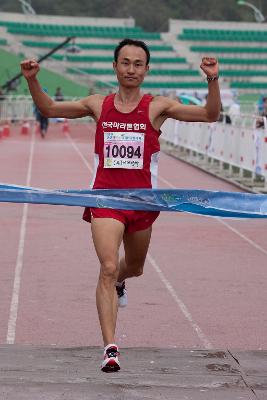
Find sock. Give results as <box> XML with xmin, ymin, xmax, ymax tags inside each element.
<box><xmin>116</xmin><ymin>280</ymin><xmax>125</xmax><ymax>288</ymax></box>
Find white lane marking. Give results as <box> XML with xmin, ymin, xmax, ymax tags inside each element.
<box><xmin>159</xmin><ymin>165</ymin><xmax>267</xmax><ymax>256</ymax></box>
<box><xmin>67</xmin><ymin>133</ymin><xmax>212</xmax><ymax>348</ymax></box>
<box><xmin>147</xmin><ymin>253</ymin><xmax>213</xmax><ymax>349</ymax></box>
<box><xmin>218</xmin><ymin>218</ymin><xmax>267</xmax><ymax>256</ymax></box>
<box><xmin>158</xmin><ymin>174</ymin><xmax>176</xmax><ymax>188</ymax></box>
<box><xmin>65</xmin><ymin>132</ymin><xmax>93</xmax><ymax>173</ymax></box>
<box><xmin>6</xmin><ymin>129</ymin><xmax>35</xmax><ymax>344</ymax></box>
<box><xmin>157</xmin><ymin>174</ymin><xmax>215</xmax><ymax>347</ymax></box>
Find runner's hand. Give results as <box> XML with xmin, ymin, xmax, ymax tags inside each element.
<box><xmin>20</xmin><ymin>59</ymin><xmax>40</xmax><ymax>80</ymax></box>
<box><xmin>200</xmin><ymin>57</ymin><xmax>219</xmax><ymax>77</ymax></box>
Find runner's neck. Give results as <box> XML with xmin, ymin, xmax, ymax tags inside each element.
<box><xmin>115</xmin><ymin>88</ymin><xmax>143</xmax><ymax>106</ymax></box>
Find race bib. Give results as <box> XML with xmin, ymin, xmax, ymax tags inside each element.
<box><xmin>104</xmin><ymin>131</ymin><xmax>144</xmax><ymax>169</ymax></box>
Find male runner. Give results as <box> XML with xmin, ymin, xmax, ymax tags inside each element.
<box><xmin>21</xmin><ymin>38</ymin><xmax>221</xmax><ymax>372</ymax></box>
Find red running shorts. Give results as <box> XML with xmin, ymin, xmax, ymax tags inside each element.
<box><xmin>83</xmin><ymin>207</ymin><xmax>160</xmax><ymax>233</ymax></box>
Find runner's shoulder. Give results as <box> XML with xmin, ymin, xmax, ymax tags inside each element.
<box><xmin>150</xmin><ymin>95</ymin><xmax>174</xmax><ymax>115</ymax></box>
<box><xmin>85</xmin><ymin>93</ymin><xmax>105</xmax><ymax>106</ymax></box>
<box><xmin>81</xmin><ymin>94</ymin><xmax>105</xmax><ymax>114</ymax></box>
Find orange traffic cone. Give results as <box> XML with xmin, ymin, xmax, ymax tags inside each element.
<box><xmin>20</xmin><ymin>121</ymin><xmax>30</xmax><ymax>135</ymax></box>
<box><xmin>62</xmin><ymin>119</ymin><xmax>70</xmax><ymax>134</ymax></box>
<box><xmin>3</xmin><ymin>123</ymin><xmax>10</xmax><ymax>137</ymax></box>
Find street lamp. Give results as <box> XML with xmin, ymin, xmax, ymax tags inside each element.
<box><xmin>237</xmin><ymin>0</ymin><xmax>265</xmax><ymax>22</ymax></box>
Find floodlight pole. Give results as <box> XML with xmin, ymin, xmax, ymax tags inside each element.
<box><xmin>237</xmin><ymin>0</ymin><xmax>265</xmax><ymax>22</ymax></box>
<box><xmin>18</xmin><ymin>0</ymin><xmax>36</xmax><ymax>15</ymax></box>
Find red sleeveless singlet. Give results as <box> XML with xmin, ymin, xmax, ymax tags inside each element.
<box><xmin>91</xmin><ymin>93</ymin><xmax>160</xmax><ymax>189</ymax></box>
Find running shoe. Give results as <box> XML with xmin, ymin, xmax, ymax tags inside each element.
<box><xmin>116</xmin><ymin>281</ymin><xmax>128</xmax><ymax>307</ymax></box>
<box><xmin>101</xmin><ymin>344</ymin><xmax>120</xmax><ymax>373</ymax></box>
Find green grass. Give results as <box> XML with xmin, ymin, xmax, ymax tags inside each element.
<box><xmin>0</xmin><ymin>48</ymin><xmax>88</xmax><ymax>97</ymax></box>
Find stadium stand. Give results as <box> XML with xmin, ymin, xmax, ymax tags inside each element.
<box><xmin>22</xmin><ymin>41</ymin><xmax>174</xmax><ymax>52</ymax></box>
<box><xmin>0</xmin><ymin>12</ymin><xmax>201</xmax><ymax>93</ymax></box>
<box><xmin>191</xmin><ymin>45</ymin><xmax>267</xmax><ymax>54</ymax></box>
<box><xmin>168</xmin><ymin>19</ymin><xmax>267</xmax><ymax>96</ymax></box>
<box><xmin>0</xmin><ymin>12</ymin><xmax>267</xmax><ymax>96</ymax></box>
<box><xmin>178</xmin><ymin>28</ymin><xmax>267</xmax><ymax>42</ymax></box>
<box><xmin>51</xmin><ymin>55</ymin><xmax>187</xmax><ymax>63</ymax></box>
<box><xmin>1</xmin><ymin>20</ymin><xmax>160</xmax><ymax>40</ymax></box>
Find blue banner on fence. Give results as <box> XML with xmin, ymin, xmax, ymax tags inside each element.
<box><xmin>0</xmin><ymin>183</ymin><xmax>267</xmax><ymax>219</ymax></box>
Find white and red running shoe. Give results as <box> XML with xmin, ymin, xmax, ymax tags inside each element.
<box><xmin>101</xmin><ymin>344</ymin><xmax>120</xmax><ymax>373</ymax></box>
<box><xmin>116</xmin><ymin>281</ymin><xmax>128</xmax><ymax>308</ymax></box>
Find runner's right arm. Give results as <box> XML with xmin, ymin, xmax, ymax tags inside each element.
<box><xmin>20</xmin><ymin>59</ymin><xmax>102</xmax><ymax>119</ymax></box>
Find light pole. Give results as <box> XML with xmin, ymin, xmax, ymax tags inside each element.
<box><xmin>18</xmin><ymin>0</ymin><xmax>36</xmax><ymax>15</ymax></box>
<box><xmin>237</xmin><ymin>0</ymin><xmax>265</xmax><ymax>22</ymax></box>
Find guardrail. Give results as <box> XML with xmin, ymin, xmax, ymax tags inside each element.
<box><xmin>0</xmin><ymin>97</ymin><xmax>35</xmax><ymax>121</ymax></box>
<box><xmin>0</xmin><ymin>97</ymin><xmax>89</xmax><ymax>122</ymax></box>
<box><xmin>161</xmin><ymin>114</ymin><xmax>267</xmax><ymax>193</ymax></box>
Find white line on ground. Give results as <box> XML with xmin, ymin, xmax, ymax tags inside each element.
<box><xmin>6</xmin><ymin>129</ymin><xmax>35</xmax><ymax>344</ymax></box>
<box><xmin>217</xmin><ymin>218</ymin><xmax>267</xmax><ymax>256</ymax></box>
<box><xmin>157</xmin><ymin>164</ymin><xmax>267</xmax><ymax>345</ymax></box>
<box><xmin>67</xmin><ymin>131</ymin><xmax>213</xmax><ymax>348</ymax></box>
<box><xmin>65</xmin><ymin>132</ymin><xmax>94</xmax><ymax>173</ymax></box>
<box><xmin>147</xmin><ymin>253</ymin><xmax>213</xmax><ymax>349</ymax></box>
<box><xmin>159</xmin><ymin>169</ymin><xmax>267</xmax><ymax>257</ymax></box>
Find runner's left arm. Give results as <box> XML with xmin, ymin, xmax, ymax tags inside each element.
<box><xmin>159</xmin><ymin>57</ymin><xmax>221</xmax><ymax>123</ymax></box>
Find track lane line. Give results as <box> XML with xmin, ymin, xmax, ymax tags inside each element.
<box><xmin>65</xmin><ymin>132</ymin><xmax>94</xmax><ymax>173</ymax></box>
<box><xmin>159</xmin><ymin>169</ymin><xmax>267</xmax><ymax>257</ymax></box>
<box><xmin>67</xmin><ymin>130</ymin><xmax>213</xmax><ymax>348</ymax></box>
<box><xmin>147</xmin><ymin>253</ymin><xmax>213</xmax><ymax>349</ymax></box>
<box><xmin>217</xmin><ymin>218</ymin><xmax>267</xmax><ymax>256</ymax></box>
<box><xmin>6</xmin><ymin>129</ymin><xmax>35</xmax><ymax>344</ymax></box>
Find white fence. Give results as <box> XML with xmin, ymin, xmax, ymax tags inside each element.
<box><xmin>0</xmin><ymin>96</ymin><xmax>89</xmax><ymax>122</ymax></box>
<box><xmin>0</xmin><ymin>98</ymin><xmax>35</xmax><ymax>121</ymax></box>
<box><xmin>161</xmin><ymin>115</ymin><xmax>267</xmax><ymax>181</ymax></box>
<box><xmin>1</xmin><ymin>98</ymin><xmax>267</xmax><ymax>183</ymax></box>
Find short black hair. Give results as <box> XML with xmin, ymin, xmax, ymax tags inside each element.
<box><xmin>114</xmin><ymin>38</ymin><xmax>150</xmax><ymax>65</ymax></box>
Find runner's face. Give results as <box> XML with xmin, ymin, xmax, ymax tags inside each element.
<box><xmin>114</xmin><ymin>45</ymin><xmax>149</xmax><ymax>88</ymax></box>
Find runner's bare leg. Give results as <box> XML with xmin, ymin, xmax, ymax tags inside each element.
<box><xmin>117</xmin><ymin>226</ymin><xmax>152</xmax><ymax>282</ymax></box>
<box><xmin>91</xmin><ymin>218</ymin><xmax>125</xmax><ymax>345</ymax></box>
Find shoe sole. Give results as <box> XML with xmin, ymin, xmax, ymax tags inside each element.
<box><xmin>101</xmin><ymin>358</ymin><xmax>120</xmax><ymax>373</ymax></box>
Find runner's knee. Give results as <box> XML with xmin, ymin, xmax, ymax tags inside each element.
<box><xmin>133</xmin><ymin>267</ymin><xmax>143</xmax><ymax>277</ymax></box>
<box><xmin>127</xmin><ymin>262</ymin><xmax>144</xmax><ymax>277</ymax></box>
<box><xmin>99</xmin><ymin>261</ymin><xmax>119</xmax><ymax>282</ymax></box>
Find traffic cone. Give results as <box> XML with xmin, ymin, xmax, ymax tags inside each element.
<box><xmin>20</xmin><ymin>121</ymin><xmax>30</xmax><ymax>135</ymax></box>
<box><xmin>62</xmin><ymin>119</ymin><xmax>69</xmax><ymax>134</ymax></box>
<box><xmin>3</xmin><ymin>122</ymin><xmax>10</xmax><ymax>137</ymax></box>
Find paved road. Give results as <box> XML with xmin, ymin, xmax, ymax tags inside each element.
<box><xmin>0</xmin><ymin>345</ymin><xmax>266</xmax><ymax>399</ymax></box>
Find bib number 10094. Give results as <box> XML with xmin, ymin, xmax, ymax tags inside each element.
<box><xmin>104</xmin><ymin>131</ymin><xmax>144</xmax><ymax>169</ymax></box>
<box><xmin>105</xmin><ymin>144</ymin><xmax>142</xmax><ymax>159</ymax></box>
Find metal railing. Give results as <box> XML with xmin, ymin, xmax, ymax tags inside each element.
<box><xmin>161</xmin><ymin>113</ymin><xmax>267</xmax><ymax>192</ymax></box>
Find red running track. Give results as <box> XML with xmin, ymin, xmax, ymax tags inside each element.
<box><xmin>0</xmin><ymin>122</ymin><xmax>267</xmax><ymax>351</ymax></box>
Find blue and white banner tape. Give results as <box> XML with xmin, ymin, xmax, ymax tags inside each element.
<box><xmin>0</xmin><ymin>183</ymin><xmax>267</xmax><ymax>219</ymax></box>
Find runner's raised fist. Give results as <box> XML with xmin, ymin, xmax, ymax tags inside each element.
<box><xmin>200</xmin><ymin>57</ymin><xmax>219</xmax><ymax>77</ymax></box>
<box><xmin>20</xmin><ymin>59</ymin><xmax>40</xmax><ymax>80</ymax></box>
